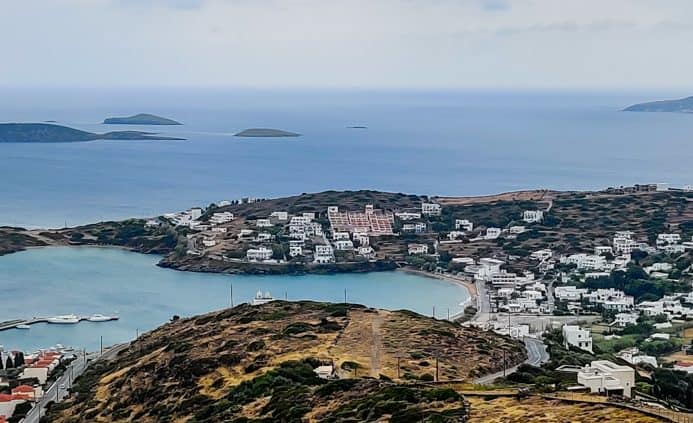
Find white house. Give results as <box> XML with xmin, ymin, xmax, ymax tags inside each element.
<box><xmin>577</xmin><ymin>360</ymin><xmax>634</xmax><ymax>397</ymax></box>
<box><xmin>508</xmin><ymin>225</ymin><xmax>526</xmax><ymax>234</ymax></box>
<box><xmin>530</xmin><ymin>249</ymin><xmax>553</xmax><ymax>261</ymax></box>
<box><xmin>455</xmin><ymin>219</ymin><xmax>473</xmax><ymax>231</ymax></box>
<box><xmin>270</xmin><ymin>211</ymin><xmax>289</xmax><ymax>221</ymax></box>
<box><xmin>594</xmin><ymin>246</ymin><xmax>613</xmax><ymax>256</ymax></box>
<box><xmin>256</xmin><ymin>219</ymin><xmax>273</xmax><ymax>228</ymax></box>
<box><xmin>202</xmin><ymin>238</ymin><xmax>217</xmax><ymax>248</ymax></box>
<box><xmin>447</xmin><ymin>231</ymin><xmax>466</xmax><ymax>240</ymax></box>
<box><xmin>421</xmin><ymin>203</ymin><xmax>442</xmax><ymax>216</ymax></box>
<box><xmin>210</xmin><ymin>212</ymin><xmax>234</xmax><ymax>224</ymax></box>
<box><xmin>402</xmin><ymin>222</ymin><xmax>427</xmax><ymax>234</ymax></box>
<box><xmin>522</xmin><ymin>210</ymin><xmax>544</xmax><ymax>223</ymax></box>
<box><xmin>289</xmin><ymin>243</ymin><xmax>303</xmax><ymax>257</ymax></box>
<box><xmin>616</xmin><ymin>347</ymin><xmax>657</xmax><ymax>368</ymax></box>
<box><xmin>561</xmin><ymin>254</ymin><xmax>608</xmax><ymax>271</ymax></box>
<box><xmin>408</xmin><ymin>244</ymin><xmax>429</xmax><ymax>255</ymax></box>
<box><xmin>334</xmin><ymin>240</ymin><xmax>354</xmax><ymax>251</ymax></box>
<box><xmin>485</xmin><ymin>227</ymin><xmax>501</xmax><ymax>240</ymax></box>
<box><xmin>657</xmin><ymin>233</ymin><xmax>682</xmax><ymax>248</ymax></box>
<box><xmin>353</xmin><ymin>232</ymin><xmax>370</xmax><ymax>246</ymax></box>
<box><xmin>333</xmin><ymin>231</ymin><xmax>350</xmax><ymax>240</ymax></box>
<box><xmin>314</xmin><ymin>245</ymin><xmax>335</xmax><ymax>263</ymax></box>
<box><xmin>562</xmin><ymin>325</ymin><xmax>593</xmax><ymax>353</ymax></box>
<box><xmin>247</xmin><ymin>247</ymin><xmax>273</xmax><ymax>261</ymax></box>
<box><xmin>614</xmin><ymin>234</ymin><xmax>638</xmax><ymax>254</ymax></box>
<box><xmin>357</xmin><ymin>246</ymin><xmax>376</xmax><ymax>259</ymax></box>
<box><xmin>613</xmin><ymin>313</ymin><xmax>638</xmax><ymax>327</ymax></box>
<box><xmin>395</xmin><ymin>212</ymin><xmax>421</xmax><ymax>221</ymax></box>
<box><xmin>554</xmin><ymin>286</ymin><xmax>587</xmax><ymax>301</ymax></box>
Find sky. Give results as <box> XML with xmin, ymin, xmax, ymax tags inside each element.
<box><xmin>1</xmin><ymin>0</ymin><xmax>693</xmax><ymax>90</ymax></box>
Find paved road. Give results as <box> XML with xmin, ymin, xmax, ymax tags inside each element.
<box><xmin>21</xmin><ymin>343</ymin><xmax>129</xmax><ymax>423</ymax></box>
<box><xmin>475</xmin><ymin>337</ymin><xmax>550</xmax><ymax>385</ymax></box>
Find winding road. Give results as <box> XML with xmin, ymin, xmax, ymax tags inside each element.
<box><xmin>474</xmin><ymin>337</ymin><xmax>550</xmax><ymax>385</ymax></box>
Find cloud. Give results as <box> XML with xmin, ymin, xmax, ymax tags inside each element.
<box><xmin>480</xmin><ymin>0</ymin><xmax>510</xmax><ymax>12</ymax></box>
<box><xmin>115</xmin><ymin>0</ymin><xmax>206</xmax><ymax>9</ymax></box>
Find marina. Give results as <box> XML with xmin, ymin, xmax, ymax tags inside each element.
<box><xmin>0</xmin><ymin>314</ymin><xmax>119</xmax><ymax>331</ymax></box>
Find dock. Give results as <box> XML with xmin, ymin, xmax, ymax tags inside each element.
<box><xmin>0</xmin><ymin>315</ymin><xmax>118</xmax><ymax>331</ymax></box>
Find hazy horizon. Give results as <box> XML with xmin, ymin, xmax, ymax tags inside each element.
<box><xmin>2</xmin><ymin>0</ymin><xmax>693</xmax><ymax>91</ymax></box>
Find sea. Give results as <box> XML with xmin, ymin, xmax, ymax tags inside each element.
<box><xmin>1</xmin><ymin>88</ymin><xmax>692</xmax><ymax>229</ymax></box>
<box><xmin>1</xmin><ymin>88</ymin><xmax>692</xmax><ymax>352</ymax></box>
<box><xmin>0</xmin><ymin>247</ymin><xmax>468</xmax><ymax>352</ymax></box>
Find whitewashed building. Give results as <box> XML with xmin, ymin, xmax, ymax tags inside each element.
<box><xmin>522</xmin><ymin>210</ymin><xmax>544</xmax><ymax>223</ymax></box>
<box><xmin>421</xmin><ymin>203</ymin><xmax>442</xmax><ymax>216</ymax></box>
<box><xmin>562</xmin><ymin>325</ymin><xmax>593</xmax><ymax>353</ymax></box>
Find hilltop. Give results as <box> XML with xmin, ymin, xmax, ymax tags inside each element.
<box><xmin>623</xmin><ymin>96</ymin><xmax>693</xmax><ymax>113</ymax></box>
<box><xmin>0</xmin><ymin>123</ymin><xmax>184</xmax><ymax>143</ymax></box>
<box><xmin>48</xmin><ymin>301</ymin><xmax>524</xmax><ymax>422</ymax></box>
<box><xmin>103</xmin><ymin>113</ymin><xmax>182</xmax><ymax>125</ymax></box>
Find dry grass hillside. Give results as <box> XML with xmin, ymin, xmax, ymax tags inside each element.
<box><xmin>50</xmin><ymin>301</ymin><xmax>524</xmax><ymax>422</ymax></box>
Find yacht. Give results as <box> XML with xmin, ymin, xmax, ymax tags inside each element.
<box><xmin>15</xmin><ymin>324</ymin><xmax>31</xmax><ymax>330</ymax></box>
<box><xmin>251</xmin><ymin>290</ymin><xmax>275</xmax><ymax>306</ymax></box>
<box><xmin>87</xmin><ymin>314</ymin><xmax>118</xmax><ymax>322</ymax></box>
<box><xmin>46</xmin><ymin>314</ymin><xmax>80</xmax><ymax>324</ymax></box>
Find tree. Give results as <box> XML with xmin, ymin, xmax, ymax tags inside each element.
<box><xmin>5</xmin><ymin>356</ymin><xmax>13</xmax><ymax>369</ymax></box>
<box><xmin>13</xmin><ymin>351</ymin><xmax>24</xmax><ymax>368</ymax></box>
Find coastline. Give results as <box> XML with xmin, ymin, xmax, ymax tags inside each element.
<box><xmin>397</xmin><ymin>268</ymin><xmax>477</xmax><ymax>313</ymax></box>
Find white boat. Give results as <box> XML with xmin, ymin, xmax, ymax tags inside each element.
<box><xmin>15</xmin><ymin>324</ymin><xmax>31</xmax><ymax>330</ymax></box>
<box><xmin>251</xmin><ymin>290</ymin><xmax>275</xmax><ymax>306</ymax></box>
<box><xmin>86</xmin><ymin>314</ymin><xmax>117</xmax><ymax>322</ymax></box>
<box><xmin>46</xmin><ymin>314</ymin><xmax>79</xmax><ymax>324</ymax></box>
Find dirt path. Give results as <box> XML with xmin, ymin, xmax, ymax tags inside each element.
<box><xmin>370</xmin><ymin>312</ymin><xmax>383</xmax><ymax>377</ymax></box>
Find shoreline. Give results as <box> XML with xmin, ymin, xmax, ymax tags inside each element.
<box><xmin>397</xmin><ymin>268</ymin><xmax>477</xmax><ymax>313</ymax></box>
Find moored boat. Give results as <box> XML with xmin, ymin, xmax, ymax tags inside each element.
<box><xmin>86</xmin><ymin>314</ymin><xmax>118</xmax><ymax>322</ymax></box>
<box><xmin>46</xmin><ymin>314</ymin><xmax>79</xmax><ymax>324</ymax></box>
<box><xmin>15</xmin><ymin>324</ymin><xmax>31</xmax><ymax>330</ymax></box>
<box><xmin>251</xmin><ymin>290</ymin><xmax>275</xmax><ymax>306</ymax></box>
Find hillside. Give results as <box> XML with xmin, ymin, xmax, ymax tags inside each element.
<box><xmin>103</xmin><ymin>113</ymin><xmax>182</xmax><ymax>125</ymax></box>
<box><xmin>0</xmin><ymin>123</ymin><xmax>184</xmax><ymax>142</ymax></box>
<box><xmin>49</xmin><ymin>301</ymin><xmax>524</xmax><ymax>422</ymax></box>
<box><xmin>623</xmin><ymin>96</ymin><xmax>693</xmax><ymax>113</ymax></box>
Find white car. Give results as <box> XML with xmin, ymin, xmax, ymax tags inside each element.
<box><xmin>59</xmin><ymin>384</ymin><xmax>66</xmax><ymax>390</ymax></box>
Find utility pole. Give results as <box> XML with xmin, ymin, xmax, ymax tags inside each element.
<box><xmin>230</xmin><ymin>284</ymin><xmax>234</xmax><ymax>307</ymax></box>
<box><xmin>435</xmin><ymin>351</ymin><xmax>440</xmax><ymax>382</ymax></box>
<box><xmin>100</xmin><ymin>335</ymin><xmax>103</xmax><ymax>355</ymax></box>
<box><xmin>344</xmin><ymin>288</ymin><xmax>347</xmax><ymax>304</ymax></box>
<box><xmin>397</xmin><ymin>355</ymin><xmax>401</xmax><ymax>379</ymax></box>
<box><xmin>285</xmin><ymin>291</ymin><xmax>288</xmax><ymax>300</ymax></box>
<box><xmin>432</xmin><ymin>306</ymin><xmax>436</xmax><ymax>319</ymax></box>
<box><xmin>447</xmin><ymin>308</ymin><xmax>450</xmax><ymax>321</ymax></box>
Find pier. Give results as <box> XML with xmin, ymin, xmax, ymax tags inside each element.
<box><xmin>0</xmin><ymin>315</ymin><xmax>118</xmax><ymax>331</ymax></box>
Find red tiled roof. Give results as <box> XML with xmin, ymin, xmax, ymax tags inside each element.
<box><xmin>12</xmin><ymin>385</ymin><xmax>34</xmax><ymax>393</ymax></box>
<box><xmin>0</xmin><ymin>394</ymin><xmax>13</xmax><ymax>402</ymax></box>
<box><xmin>676</xmin><ymin>361</ymin><xmax>693</xmax><ymax>367</ymax></box>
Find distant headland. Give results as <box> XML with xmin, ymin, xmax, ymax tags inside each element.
<box><xmin>103</xmin><ymin>113</ymin><xmax>182</xmax><ymax>125</ymax></box>
<box><xmin>0</xmin><ymin>123</ymin><xmax>185</xmax><ymax>143</ymax></box>
<box><xmin>623</xmin><ymin>96</ymin><xmax>693</xmax><ymax>113</ymax></box>
<box><xmin>234</xmin><ymin>128</ymin><xmax>301</xmax><ymax>137</ymax></box>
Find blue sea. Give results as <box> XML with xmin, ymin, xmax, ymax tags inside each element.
<box><xmin>0</xmin><ymin>247</ymin><xmax>468</xmax><ymax>352</ymax></box>
<box><xmin>1</xmin><ymin>88</ymin><xmax>692</xmax><ymax>228</ymax></box>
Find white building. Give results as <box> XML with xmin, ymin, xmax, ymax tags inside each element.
<box><xmin>447</xmin><ymin>231</ymin><xmax>466</xmax><ymax>240</ymax></box>
<box><xmin>657</xmin><ymin>233</ymin><xmax>682</xmax><ymax>248</ymax></box>
<box><xmin>395</xmin><ymin>212</ymin><xmax>421</xmax><ymax>221</ymax></box>
<box><xmin>333</xmin><ymin>231</ymin><xmax>350</xmax><ymax>240</ymax></box>
<box><xmin>562</xmin><ymin>325</ymin><xmax>593</xmax><ymax>353</ymax></box>
<box><xmin>613</xmin><ymin>233</ymin><xmax>638</xmax><ymax>254</ymax></box>
<box><xmin>522</xmin><ymin>210</ymin><xmax>544</xmax><ymax>223</ymax></box>
<box><xmin>314</xmin><ymin>245</ymin><xmax>335</xmax><ymax>263</ymax></box>
<box><xmin>616</xmin><ymin>347</ymin><xmax>657</xmax><ymax>368</ymax></box>
<box><xmin>421</xmin><ymin>203</ymin><xmax>442</xmax><ymax>216</ymax></box>
<box><xmin>353</xmin><ymin>232</ymin><xmax>369</xmax><ymax>246</ymax></box>
<box><xmin>490</xmin><ymin>271</ymin><xmax>518</xmax><ymax>287</ymax></box>
<box><xmin>577</xmin><ymin>360</ymin><xmax>634</xmax><ymax>397</ymax></box>
<box><xmin>402</xmin><ymin>222</ymin><xmax>427</xmax><ymax>234</ymax></box>
<box><xmin>210</xmin><ymin>212</ymin><xmax>234</xmax><ymax>224</ymax></box>
<box><xmin>530</xmin><ymin>249</ymin><xmax>553</xmax><ymax>261</ymax></box>
<box><xmin>485</xmin><ymin>227</ymin><xmax>501</xmax><ymax>240</ymax></box>
<box><xmin>357</xmin><ymin>246</ymin><xmax>376</xmax><ymax>259</ymax></box>
<box><xmin>289</xmin><ymin>243</ymin><xmax>303</xmax><ymax>257</ymax></box>
<box><xmin>202</xmin><ymin>238</ymin><xmax>217</xmax><ymax>247</ymax></box>
<box><xmin>587</xmin><ymin>289</ymin><xmax>634</xmax><ymax>311</ymax></box>
<box><xmin>554</xmin><ymin>286</ymin><xmax>587</xmax><ymax>301</ymax></box>
<box><xmin>270</xmin><ymin>211</ymin><xmax>289</xmax><ymax>221</ymax></box>
<box><xmin>190</xmin><ymin>207</ymin><xmax>203</xmax><ymax>220</ymax></box>
<box><xmin>246</xmin><ymin>247</ymin><xmax>273</xmax><ymax>261</ymax></box>
<box><xmin>334</xmin><ymin>240</ymin><xmax>354</xmax><ymax>251</ymax></box>
<box><xmin>256</xmin><ymin>219</ymin><xmax>273</xmax><ymax>228</ymax></box>
<box><xmin>613</xmin><ymin>313</ymin><xmax>638</xmax><ymax>327</ymax></box>
<box><xmin>594</xmin><ymin>246</ymin><xmax>613</xmax><ymax>256</ymax></box>
<box><xmin>408</xmin><ymin>244</ymin><xmax>429</xmax><ymax>255</ymax></box>
<box><xmin>561</xmin><ymin>254</ymin><xmax>608</xmax><ymax>271</ymax></box>
<box><xmin>291</xmin><ymin>216</ymin><xmax>312</xmax><ymax>226</ymax></box>
<box><xmin>455</xmin><ymin>219</ymin><xmax>473</xmax><ymax>231</ymax></box>
<box><xmin>508</xmin><ymin>225</ymin><xmax>526</xmax><ymax>234</ymax></box>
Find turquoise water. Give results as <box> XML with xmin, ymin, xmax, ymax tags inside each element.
<box><xmin>0</xmin><ymin>247</ymin><xmax>468</xmax><ymax>352</ymax></box>
<box><xmin>1</xmin><ymin>89</ymin><xmax>692</xmax><ymax>228</ymax></box>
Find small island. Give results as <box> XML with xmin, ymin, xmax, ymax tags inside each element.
<box><xmin>0</xmin><ymin>123</ymin><xmax>185</xmax><ymax>143</ymax></box>
<box><xmin>103</xmin><ymin>113</ymin><xmax>182</xmax><ymax>125</ymax></box>
<box><xmin>234</xmin><ymin>128</ymin><xmax>301</xmax><ymax>137</ymax></box>
<box><xmin>623</xmin><ymin>96</ymin><xmax>693</xmax><ymax>113</ymax></box>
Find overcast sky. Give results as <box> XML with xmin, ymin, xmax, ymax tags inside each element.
<box><xmin>1</xmin><ymin>0</ymin><xmax>692</xmax><ymax>90</ymax></box>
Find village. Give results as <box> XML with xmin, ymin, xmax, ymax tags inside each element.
<box><xmin>153</xmin><ymin>184</ymin><xmax>693</xmax><ymax>404</ymax></box>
